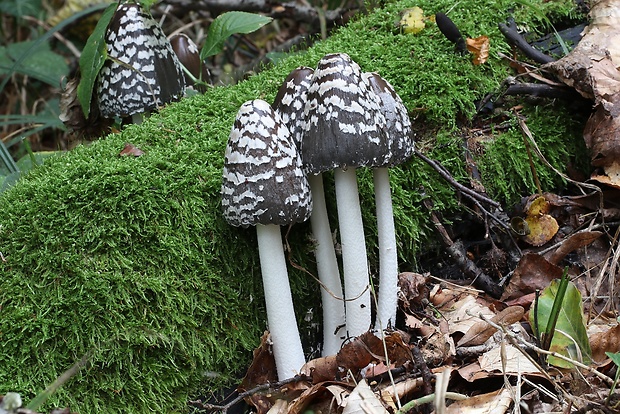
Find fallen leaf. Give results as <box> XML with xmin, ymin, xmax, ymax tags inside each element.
<box><xmin>521</xmin><ymin>195</ymin><xmax>559</xmax><ymax>246</ymax></box>
<box><xmin>445</xmin><ymin>388</ymin><xmax>513</xmax><ymax>414</ymax></box>
<box><xmin>589</xmin><ymin>323</ymin><xmax>620</xmax><ymax>363</ymax></box>
<box><xmin>301</xmin><ymin>355</ymin><xmax>339</xmax><ymax>383</ymax></box>
<box><xmin>466</xmin><ymin>35</ymin><xmax>490</xmax><ymax>65</ymax></box>
<box><xmin>544</xmin><ymin>231</ymin><xmax>602</xmax><ymax>265</ymax></box>
<box><xmin>478</xmin><ymin>343</ymin><xmax>541</xmax><ymax>374</ymax></box>
<box><xmin>457</xmin><ymin>306</ymin><xmax>524</xmax><ymax>347</ymax></box>
<box><xmin>500</xmin><ymin>253</ymin><xmax>562</xmax><ymax>302</ymax></box>
<box><xmin>400</xmin><ymin>7</ymin><xmax>426</xmax><ymax>34</ymax></box>
<box><xmin>342</xmin><ymin>380</ymin><xmax>388</xmax><ymax>414</ymax></box>
<box><xmin>119</xmin><ymin>143</ymin><xmax>145</xmax><ymax>157</ymax></box>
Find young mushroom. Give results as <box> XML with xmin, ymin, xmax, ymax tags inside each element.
<box><xmin>273</xmin><ymin>66</ymin><xmax>346</xmax><ymax>356</ymax></box>
<box><xmin>170</xmin><ymin>33</ymin><xmax>211</xmax><ymax>90</ymax></box>
<box><xmin>363</xmin><ymin>72</ymin><xmax>414</xmax><ymax>331</ymax></box>
<box><xmin>303</xmin><ymin>53</ymin><xmax>388</xmax><ymax>338</ymax></box>
<box><xmin>221</xmin><ymin>99</ymin><xmax>311</xmax><ymax>380</ymax></box>
<box><xmin>96</xmin><ymin>3</ymin><xmax>185</xmax><ymax>123</ymax></box>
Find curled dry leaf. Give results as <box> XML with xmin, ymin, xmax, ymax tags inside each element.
<box><xmin>466</xmin><ymin>35</ymin><xmax>490</xmax><ymax>65</ymax></box>
<box><xmin>238</xmin><ymin>331</ymin><xmax>278</xmax><ymax>414</ymax></box>
<box><xmin>589</xmin><ymin>323</ymin><xmax>620</xmax><ymax>363</ymax></box>
<box><xmin>336</xmin><ymin>332</ymin><xmax>380</xmax><ymax>373</ymax></box>
<box><xmin>445</xmin><ymin>388</ymin><xmax>513</xmax><ymax>413</ymax></box>
<box><xmin>521</xmin><ymin>195</ymin><xmax>559</xmax><ymax>247</ymax></box>
<box><xmin>342</xmin><ymin>380</ymin><xmax>388</xmax><ymax>414</ymax></box>
<box><xmin>119</xmin><ymin>143</ymin><xmax>145</xmax><ymax>157</ymax></box>
<box><xmin>500</xmin><ymin>252</ymin><xmax>562</xmax><ymax>302</ymax></box>
<box><xmin>398</xmin><ymin>272</ymin><xmax>430</xmax><ymax>312</ymax></box>
<box><xmin>457</xmin><ymin>306</ymin><xmax>524</xmax><ymax>347</ymax></box>
<box><xmin>301</xmin><ymin>355</ymin><xmax>338</xmax><ymax>384</ymax></box>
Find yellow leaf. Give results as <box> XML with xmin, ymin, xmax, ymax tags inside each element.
<box><xmin>400</xmin><ymin>7</ymin><xmax>426</xmax><ymax>34</ymax></box>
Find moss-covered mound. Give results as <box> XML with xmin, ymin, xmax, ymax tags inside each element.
<box><xmin>0</xmin><ymin>0</ymin><xmax>586</xmax><ymax>412</ymax></box>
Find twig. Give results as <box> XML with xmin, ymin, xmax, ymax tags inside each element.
<box><xmin>188</xmin><ymin>376</ymin><xmax>305</xmax><ymax>414</ymax></box>
<box><xmin>498</xmin><ymin>18</ymin><xmax>555</xmax><ymax>64</ymax></box>
<box><xmin>423</xmin><ymin>198</ymin><xmax>503</xmax><ymax>298</ymax></box>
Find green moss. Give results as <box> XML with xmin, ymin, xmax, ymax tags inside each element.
<box><xmin>0</xmin><ymin>0</ymin><xmax>585</xmax><ymax>412</ymax></box>
<box><xmin>478</xmin><ymin>101</ymin><xmax>590</xmax><ymax>205</ymax></box>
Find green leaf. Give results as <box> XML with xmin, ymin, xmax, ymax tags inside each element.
<box><xmin>0</xmin><ymin>0</ymin><xmax>41</xmax><ymax>17</ymax></box>
<box><xmin>529</xmin><ymin>279</ymin><xmax>591</xmax><ymax>368</ymax></box>
<box><xmin>200</xmin><ymin>12</ymin><xmax>272</xmax><ymax>60</ymax></box>
<box><xmin>77</xmin><ymin>2</ymin><xmax>118</xmax><ymax>118</ymax></box>
<box><xmin>0</xmin><ymin>41</ymin><xmax>69</xmax><ymax>86</ymax></box>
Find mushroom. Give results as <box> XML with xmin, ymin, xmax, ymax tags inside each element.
<box><xmin>96</xmin><ymin>3</ymin><xmax>185</xmax><ymax>123</ymax></box>
<box><xmin>273</xmin><ymin>66</ymin><xmax>346</xmax><ymax>356</ymax></box>
<box><xmin>363</xmin><ymin>72</ymin><xmax>414</xmax><ymax>331</ymax></box>
<box><xmin>221</xmin><ymin>99</ymin><xmax>311</xmax><ymax>380</ymax></box>
<box><xmin>303</xmin><ymin>53</ymin><xmax>388</xmax><ymax>338</ymax></box>
<box><xmin>170</xmin><ymin>33</ymin><xmax>211</xmax><ymax>90</ymax></box>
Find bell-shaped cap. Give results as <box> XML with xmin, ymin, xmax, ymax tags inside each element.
<box><xmin>96</xmin><ymin>3</ymin><xmax>185</xmax><ymax>118</ymax></box>
<box><xmin>302</xmin><ymin>53</ymin><xmax>388</xmax><ymax>174</ymax></box>
<box><xmin>364</xmin><ymin>72</ymin><xmax>414</xmax><ymax>166</ymax></box>
<box><xmin>222</xmin><ymin>99</ymin><xmax>312</xmax><ymax>227</ymax></box>
<box><xmin>272</xmin><ymin>66</ymin><xmax>314</xmax><ymax>149</ymax></box>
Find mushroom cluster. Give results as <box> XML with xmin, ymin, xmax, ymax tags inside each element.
<box><xmin>222</xmin><ymin>53</ymin><xmax>413</xmax><ymax>377</ymax></box>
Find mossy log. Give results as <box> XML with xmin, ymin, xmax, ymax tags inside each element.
<box><xmin>0</xmin><ymin>0</ymin><xmax>587</xmax><ymax>412</ymax></box>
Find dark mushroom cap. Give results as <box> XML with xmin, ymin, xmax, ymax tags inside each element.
<box><xmin>222</xmin><ymin>99</ymin><xmax>312</xmax><ymax>228</ymax></box>
<box><xmin>302</xmin><ymin>53</ymin><xmax>388</xmax><ymax>174</ymax></box>
<box><xmin>170</xmin><ymin>33</ymin><xmax>211</xmax><ymax>88</ymax></box>
<box><xmin>364</xmin><ymin>72</ymin><xmax>414</xmax><ymax>166</ymax></box>
<box><xmin>96</xmin><ymin>3</ymin><xmax>185</xmax><ymax>118</ymax></box>
<box><xmin>272</xmin><ymin>66</ymin><xmax>314</xmax><ymax>149</ymax></box>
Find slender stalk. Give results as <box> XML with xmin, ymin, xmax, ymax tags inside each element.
<box><xmin>256</xmin><ymin>223</ymin><xmax>306</xmax><ymax>379</ymax></box>
<box><xmin>333</xmin><ymin>168</ymin><xmax>371</xmax><ymax>337</ymax></box>
<box><xmin>308</xmin><ymin>174</ymin><xmax>346</xmax><ymax>355</ymax></box>
<box><xmin>373</xmin><ymin>167</ymin><xmax>399</xmax><ymax>330</ymax></box>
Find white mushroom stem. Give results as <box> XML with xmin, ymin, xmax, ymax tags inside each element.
<box><xmin>373</xmin><ymin>167</ymin><xmax>399</xmax><ymax>331</ymax></box>
<box><xmin>308</xmin><ymin>174</ymin><xmax>346</xmax><ymax>356</ymax></box>
<box><xmin>333</xmin><ymin>168</ymin><xmax>371</xmax><ymax>337</ymax></box>
<box><xmin>256</xmin><ymin>223</ymin><xmax>306</xmax><ymax>380</ymax></box>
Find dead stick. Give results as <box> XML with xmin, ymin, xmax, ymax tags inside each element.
<box><xmin>423</xmin><ymin>199</ymin><xmax>503</xmax><ymax>298</ymax></box>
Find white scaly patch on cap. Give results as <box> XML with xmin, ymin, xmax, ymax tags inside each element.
<box><xmin>302</xmin><ymin>53</ymin><xmax>388</xmax><ymax>173</ymax></box>
<box><xmin>96</xmin><ymin>3</ymin><xmax>185</xmax><ymax>118</ymax></box>
<box><xmin>364</xmin><ymin>72</ymin><xmax>415</xmax><ymax>166</ymax></box>
<box><xmin>272</xmin><ymin>67</ymin><xmax>314</xmax><ymax>149</ymax></box>
<box><xmin>222</xmin><ymin>100</ymin><xmax>312</xmax><ymax>227</ymax></box>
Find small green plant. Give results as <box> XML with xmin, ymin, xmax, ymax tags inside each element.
<box><xmin>530</xmin><ymin>268</ymin><xmax>592</xmax><ymax>368</ymax></box>
<box><xmin>78</xmin><ymin>3</ymin><xmax>272</xmax><ymax>117</ymax></box>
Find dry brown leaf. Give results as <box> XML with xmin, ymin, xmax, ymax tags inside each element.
<box><xmin>445</xmin><ymin>388</ymin><xmax>513</xmax><ymax>413</ymax></box>
<box><xmin>500</xmin><ymin>253</ymin><xmax>562</xmax><ymax>302</ymax></box>
<box><xmin>544</xmin><ymin>230</ymin><xmax>603</xmax><ymax>265</ymax></box>
<box><xmin>238</xmin><ymin>331</ymin><xmax>279</xmax><ymax>414</ymax></box>
<box><xmin>287</xmin><ymin>381</ymin><xmax>350</xmax><ymax>414</ymax></box>
<box><xmin>478</xmin><ymin>343</ymin><xmax>541</xmax><ymax>374</ymax></box>
<box><xmin>590</xmin><ymin>323</ymin><xmax>620</xmax><ymax>363</ymax></box>
<box><xmin>336</xmin><ymin>331</ymin><xmax>381</xmax><ymax>372</ymax></box>
<box><xmin>301</xmin><ymin>355</ymin><xmax>339</xmax><ymax>384</ymax></box>
<box><xmin>119</xmin><ymin>143</ymin><xmax>145</xmax><ymax>157</ymax></box>
<box><xmin>466</xmin><ymin>35</ymin><xmax>490</xmax><ymax>65</ymax></box>
<box><xmin>342</xmin><ymin>380</ymin><xmax>388</xmax><ymax>414</ymax></box>
<box><xmin>547</xmin><ymin>0</ymin><xmax>620</xmax><ymax>186</ymax></box>
<box><xmin>456</xmin><ymin>306</ymin><xmax>524</xmax><ymax>347</ymax></box>
<box><xmin>398</xmin><ymin>272</ymin><xmax>430</xmax><ymax>312</ymax></box>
